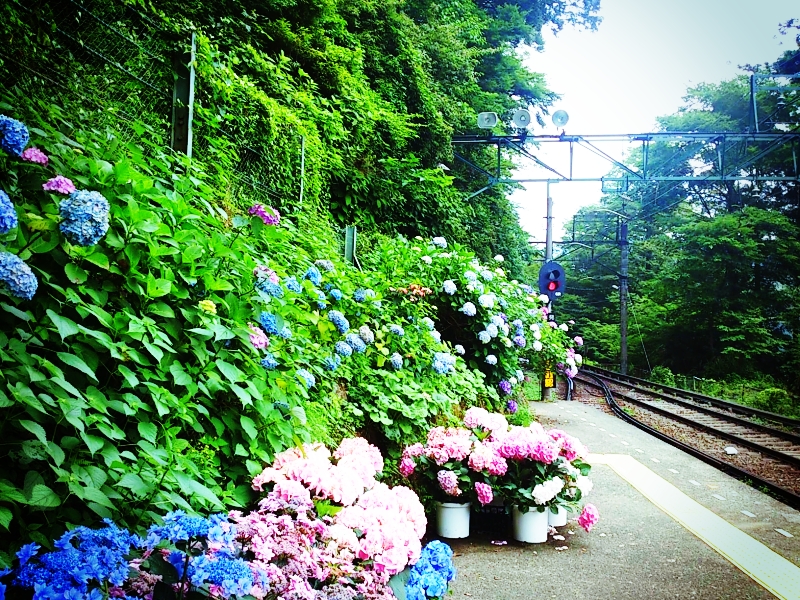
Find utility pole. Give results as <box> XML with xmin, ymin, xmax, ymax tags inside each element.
<box><xmin>619</xmin><ymin>221</ymin><xmax>629</xmax><ymax>375</ymax></box>
<box><xmin>543</xmin><ymin>182</ymin><xmax>556</xmax><ymax>400</ymax></box>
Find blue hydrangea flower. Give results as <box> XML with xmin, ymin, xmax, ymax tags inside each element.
<box><xmin>516</xmin><ymin>369</ymin><xmax>524</xmax><ymax>381</ymax></box>
<box><xmin>513</xmin><ymin>335</ymin><xmax>526</xmax><ymax>348</ymax></box>
<box><xmin>327</xmin><ymin>310</ymin><xmax>349</xmax><ymax>333</ymax></box>
<box><xmin>430</xmin><ymin>330</ymin><xmax>441</xmax><ymax>343</ymax></box>
<box><xmin>431</xmin><ymin>236</ymin><xmax>447</xmax><ymax>248</ymax></box>
<box><xmin>345</xmin><ymin>333</ymin><xmax>367</xmax><ymax>353</ymax></box>
<box><xmin>284</xmin><ymin>276</ymin><xmax>302</xmax><ymax>293</ymax></box>
<box><xmin>432</xmin><ymin>352</ymin><xmax>456</xmax><ymax>375</ymax></box>
<box><xmin>486</xmin><ymin>323</ymin><xmax>499</xmax><ymax>338</ymax></box>
<box><xmin>478</xmin><ymin>330</ymin><xmax>491</xmax><ymax>344</ymax></box>
<box><xmin>330</xmin><ymin>288</ymin><xmax>343</xmax><ymax>301</ymax></box>
<box><xmin>334</xmin><ymin>341</ymin><xmax>353</xmax><ymax>357</ymax></box>
<box><xmin>324</xmin><ymin>355</ymin><xmax>341</xmax><ymax>371</ymax></box>
<box><xmin>421</xmin><ymin>317</ymin><xmax>435</xmax><ymax>330</ymax></box>
<box><xmin>353</xmin><ymin>289</ymin><xmax>367</xmax><ymax>302</ymax></box>
<box><xmin>303</xmin><ymin>266</ymin><xmax>322</xmax><ymax>286</ymax></box>
<box><xmin>405</xmin><ymin>540</ymin><xmax>456</xmax><ymax>600</ymax></box>
<box><xmin>442</xmin><ymin>279</ymin><xmax>457</xmax><ymax>295</ymax></box>
<box><xmin>59</xmin><ymin>190</ymin><xmax>110</xmax><ymax>246</ymax></box>
<box><xmin>464</xmin><ymin>270</ymin><xmax>477</xmax><ymax>282</ymax></box>
<box><xmin>520</xmin><ymin>283</ymin><xmax>534</xmax><ymax>294</ymax></box>
<box><xmin>259</xmin><ymin>312</ymin><xmax>279</xmax><ymax>335</ymax></box>
<box><xmin>0</xmin><ymin>189</ymin><xmax>18</xmax><ymax>235</ymax></box>
<box><xmin>0</xmin><ymin>115</ymin><xmax>29</xmax><ymax>156</ymax></box>
<box><xmin>372</xmin><ymin>300</ymin><xmax>382</xmax><ymax>309</ymax></box>
<box><xmin>0</xmin><ymin>251</ymin><xmax>37</xmax><ymax>300</ymax></box>
<box><xmin>189</xmin><ymin>555</ymin><xmax>253</xmax><ymax>596</ymax></box>
<box><xmin>490</xmin><ymin>315</ymin><xmax>504</xmax><ymax>327</ymax></box>
<box><xmin>390</xmin><ymin>352</ymin><xmax>403</xmax><ymax>369</ymax></box>
<box><xmin>511</xmin><ymin>319</ymin><xmax>524</xmax><ymax>329</ymax></box>
<box><xmin>261</xmin><ymin>352</ymin><xmax>279</xmax><ymax>369</ymax></box>
<box><xmin>364</xmin><ymin>289</ymin><xmax>376</xmax><ymax>299</ymax></box>
<box><xmin>460</xmin><ymin>302</ymin><xmax>477</xmax><ymax>317</ymax></box>
<box><xmin>145</xmin><ymin>511</ymin><xmax>227</xmax><ymax>548</ymax></box>
<box><xmin>256</xmin><ymin>280</ymin><xmax>284</xmax><ymax>298</ymax></box>
<box><xmin>454</xmin><ymin>344</ymin><xmax>465</xmax><ymax>355</ymax></box>
<box><xmin>278</xmin><ymin>325</ymin><xmax>292</xmax><ymax>339</ymax></box>
<box><xmin>485</xmin><ymin>354</ymin><xmax>497</xmax><ymax>365</ymax></box>
<box><xmin>296</xmin><ymin>368</ymin><xmax>316</xmax><ymax>389</ymax></box>
<box><xmin>390</xmin><ymin>324</ymin><xmax>405</xmax><ymax>336</ymax></box>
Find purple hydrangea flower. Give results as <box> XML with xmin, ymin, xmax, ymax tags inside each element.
<box><xmin>42</xmin><ymin>176</ymin><xmax>76</xmax><ymax>195</ymax></box>
<box><xmin>506</xmin><ymin>399</ymin><xmax>518</xmax><ymax>413</ymax></box>
<box><xmin>20</xmin><ymin>147</ymin><xmax>48</xmax><ymax>165</ymax></box>
<box><xmin>499</xmin><ymin>380</ymin><xmax>513</xmax><ymax>395</ymax></box>
<box><xmin>248</xmin><ymin>204</ymin><xmax>280</xmax><ymax>225</ymax></box>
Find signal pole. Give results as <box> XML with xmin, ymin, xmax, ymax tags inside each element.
<box><xmin>543</xmin><ymin>182</ymin><xmax>556</xmax><ymax>400</ymax></box>
<box><xmin>619</xmin><ymin>221</ymin><xmax>629</xmax><ymax>375</ymax></box>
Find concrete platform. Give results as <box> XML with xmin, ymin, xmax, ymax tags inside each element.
<box><xmin>444</xmin><ymin>400</ymin><xmax>800</xmax><ymax>600</ymax></box>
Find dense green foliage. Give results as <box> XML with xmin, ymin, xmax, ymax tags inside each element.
<box><xmin>558</xmin><ymin>47</ymin><xmax>800</xmax><ymax>412</ymax></box>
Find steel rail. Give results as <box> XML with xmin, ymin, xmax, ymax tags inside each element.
<box><xmin>579</xmin><ymin>372</ymin><xmax>800</xmax><ymax>510</ymax></box>
<box><xmin>575</xmin><ymin>375</ymin><xmax>800</xmax><ymax>471</ymax></box>
<box><xmin>584</xmin><ymin>366</ymin><xmax>800</xmax><ymax>430</ymax></box>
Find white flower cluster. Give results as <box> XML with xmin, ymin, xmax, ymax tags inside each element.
<box><xmin>431</xmin><ymin>236</ymin><xmax>447</xmax><ymax>248</ymax></box>
<box><xmin>532</xmin><ymin>477</ymin><xmax>565</xmax><ymax>505</ymax></box>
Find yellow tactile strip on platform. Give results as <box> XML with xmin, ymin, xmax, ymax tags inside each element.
<box><xmin>590</xmin><ymin>453</ymin><xmax>800</xmax><ymax>600</ymax></box>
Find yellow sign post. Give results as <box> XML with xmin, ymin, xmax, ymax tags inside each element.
<box><xmin>543</xmin><ymin>369</ymin><xmax>556</xmax><ymax>388</ymax></box>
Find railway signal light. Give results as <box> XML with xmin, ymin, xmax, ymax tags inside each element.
<box><xmin>538</xmin><ymin>261</ymin><xmax>566</xmax><ymax>302</ymax></box>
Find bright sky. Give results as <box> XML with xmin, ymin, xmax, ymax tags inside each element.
<box><xmin>513</xmin><ymin>0</ymin><xmax>798</xmax><ymax>244</ymax></box>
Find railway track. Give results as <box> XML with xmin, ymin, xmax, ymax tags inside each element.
<box><xmin>573</xmin><ymin>367</ymin><xmax>800</xmax><ymax>510</ymax></box>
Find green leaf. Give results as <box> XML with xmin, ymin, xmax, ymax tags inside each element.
<box><xmin>216</xmin><ymin>359</ymin><xmax>243</xmax><ymax>383</ymax></box>
<box><xmin>46</xmin><ymin>309</ymin><xmax>80</xmax><ymax>339</ymax></box>
<box><xmin>0</xmin><ymin>507</ymin><xmax>12</xmax><ymax>530</ymax></box>
<box><xmin>118</xmin><ymin>365</ymin><xmax>139</xmax><ymax>388</ymax></box>
<box><xmin>146</xmin><ymin>274</ymin><xmax>172</xmax><ymax>298</ymax></box>
<box><xmin>57</xmin><ymin>352</ymin><xmax>98</xmax><ymax>382</ymax></box>
<box><xmin>138</xmin><ymin>422</ymin><xmax>158</xmax><ymax>444</ymax></box>
<box><xmin>117</xmin><ymin>473</ymin><xmax>150</xmax><ymax>497</ymax></box>
<box><xmin>1</xmin><ymin>302</ymin><xmax>32</xmax><ymax>321</ymax></box>
<box><xmin>240</xmin><ymin>415</ymin><xmax>258</xmax><ymax>440</ymax></box>
<box><xmin>142</xmin><ymin>339</ymin><xmax>164</xmax><ymax>363</ymax></box>
<box><xmin>85</xmin><ymin>251</ymin><xmax>110</xmax><ymax>270</ymax></box>
<box><xmin>148</xmin><ymin>302</ymin><xmax>176</xmax><ymax>319</ymax></box>
<box><xmin>65</xmin><ymin>263</ymin><xmax>88</xmax><ymax>284</ymax></box>
<box><xmin>46</xmin><ymin>442</ymin><xmax>65</xmax><ymax>467</ymax></box>
<box><xmin>169</xmin><ymin>363</ymin><xmax>193</xmax><ymax>386</ymax></box>
<box><xmin>173</xmin><ymin>472</ymin><xmax>224</xmax><ymax>509</ymax></box>
<box><xmin>19</xmin><ymin>420</ymin><xmax>47</xmax><ymax>444</ymax></box>
<box><xmin>81</xmin><ymin>486</ymin><xmax>115</xmax><ymax>509</ymax></box>
<box><xmin>81</xmin><ymin>433</ymin><xmax>105</xmax><ymax>455</ymax></box>
<box><xmin>27</xmin><ymin>484</ymin><xmax>61</xmax><ymax>508</ymax></box>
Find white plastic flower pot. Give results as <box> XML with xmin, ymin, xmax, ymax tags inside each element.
<box><xmin>548</xmin><ymin>506</ymin><xmax>568</xmax><ymax>527</ymax></box>
<box><xmin>436</xmin><ymin>502</ymin><xmax>471</xmax><ymax>538</ymax></box>
<box><xmin>512</xmin><ymin>506</ymin><xmax>549</xmax><ymax>543</ymax></box>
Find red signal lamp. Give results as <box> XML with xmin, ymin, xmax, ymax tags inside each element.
<box><xmin>547</xmin><ymin>281</ymin><xmax>558</xmax><ymax>291</ymax></box>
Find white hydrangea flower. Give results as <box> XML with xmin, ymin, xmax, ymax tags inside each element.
<box><xmin>485</xmin><ymin>354</ymin><xmax>498</xmax><ymax>365</ymax></box>
<box><xmin>502</xmin><ymin>337</ymin><xmax>513</xmax><ymax>348</ymax></box>
<box><xmin>559</xmin><ymin>323</ymin><xmax>569</xmax><ymax>331</ymax></box>
<box><xmin>529</xmin><ymin>323</ymin><xmax>540</xmax><ymax>332</ymax></box>
<box><xmin>574</xmin><ymin>353</ymin><xmax>583</xmax><ymax>365</ymax></box>
<box><xmin>576</xmin><ymin>475</ymin><xmax>593</xmax><ymax>497</ymax></box>
<box><xmin>516</xmin><ymin>369</ymin><xmax>524</xmax><ymax>380</ymax></box>
<box><xmin>478</xmin><ymin>330</ymin><xmax>491</xmax><ymax>344</ymax></box>
<box><xmin>538</xmin><ymin>294</ymin><xmax>550</xmax><ymax>304</ymax></box>
<box><xmin>430</xmin><ymin>330</ymin><xmax>442</xmax><ymax>343</ymax></box>
<box><xmin>509</xmin><ymin>377</ymin><xmax>518</xmax><ymax>385</ymax></box>
<box><xmin>532</xmin><ymin>477</ymin><xmax>564</xmax><ymax>505</ymax></box>
<box><xmin>478</xmin><ymin>294</ymin><xmax>495</xmax><ymax>309</ymax></box>
<box><xmin>431</xmin><ymin>236</ymin><xmax>447</xmax><ymax>248</ymax></box>
<box><xmin>464</xmin><ymin>270</ymin><xmax>478</xmax><ymax>281</ymax></box>
<box><xmin>486</xmin><ymin>323</ymin><xmax>499</xmax><ymax>338</ymax></box>
<box><xmin>455</xmin><ymin>344</ymin><xmax>465</xmax><ymax>355</ymax></box>
<box><xmin>442</xmin><ymin>280</ymin><xmax>457</xmax><ymax>295</ymax></box>
<box><xmin>421</xmin><ymin>255</ymin><xmax>433</xmax><ymax>265</ymax></box>
<box><xmin>494</xmin><ymin>254</ymin><xmax>504</xmax><ymax>262</ymax></box>
<box><xmin>500</xmin><ymin>323</ymin><xmax>509</xmax><ymax>336</ymax></box>
<box><xmin>495</xmin><ymin>268</ymin><xmax>505</xmax><ymax>277</ymax></box>
<box><xmin>533</xmin><ymin>330</ymin><xmax>542</xmax><ymax>340</ymax></box>
<box><xmin>490</xmin><ymin>315</ymin><xmax>504</xmax><ymax>327</ymax></box>
<box><xmin>532</xmin><ymin>340</ymin><xmax>543</xmax><ymax>352</ymax></box>
<box><xmin>481</xmin><ymin>270</ymin><xmax>494</xmax><ymax>281</ymax></box>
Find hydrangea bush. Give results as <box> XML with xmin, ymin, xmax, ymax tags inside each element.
<box><xmin>399</xmin><ymin>408</ymin><xmax>598</xmax><ymax>529</ymax></box>
<box><xmin>0</xmin><ymin>438</ymin><xmax>457</xmax><ymax>600</ymax></box>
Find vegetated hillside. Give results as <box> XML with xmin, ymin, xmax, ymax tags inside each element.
<box><xmin>555</xmin><ymin>42</ymin><xmax>800</xmax><ymax>413</ymax></box>
<box><xmin>2</xmin><ymin>0</ymin><xmax>600</xmax><ymax>279</ymax></box>
<box><xmin>0</xmin><ymin>0</ymin><xmax>598</xmax><ymax>556</ymax></box>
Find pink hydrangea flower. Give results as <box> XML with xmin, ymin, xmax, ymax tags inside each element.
<box><xmin>475</xmin><ymin>482</ymin><xmax>493</xmax><ymax>505</ymax></box>
<box><xmin>253</xmin><ymin>265</ymin><xmax>279</xmax><ymax>283</ymax></box>
<box><xmin>578</xmin><ymin>503</ymin><xmax>599</xmax><ymax>532</ymax></box>
<box><xmin>248</xmin><ymin>322</ymin><xmax>269</xmax><ymax>350</ymax></box>
<box><xmin>21</xmin><ymin>147</ymin><xmax>48</xmax><ymax>165</ymax></box>
<box><xmin>42</xmin><ymin>175</ymin><xmax>76</xmax><ymax>194</ymax></box>
<box><xmin>574</xmin><ymin>335</ymin><xmax>584</xmax><ymax>346</ymax></box>
<box><xmin>437</xmin><ymin>470</ymin><xmax>461</xmax><ymax>496</ymax></box>
<box><xmin>402</xmin><ymin>443</ymin><xmax>424</xmax><ymax>459</ymax></box>
<box><xmin>399</xmin><ymin>457</ymin><xmax>416</xmax><ymax>477</ymax></box>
